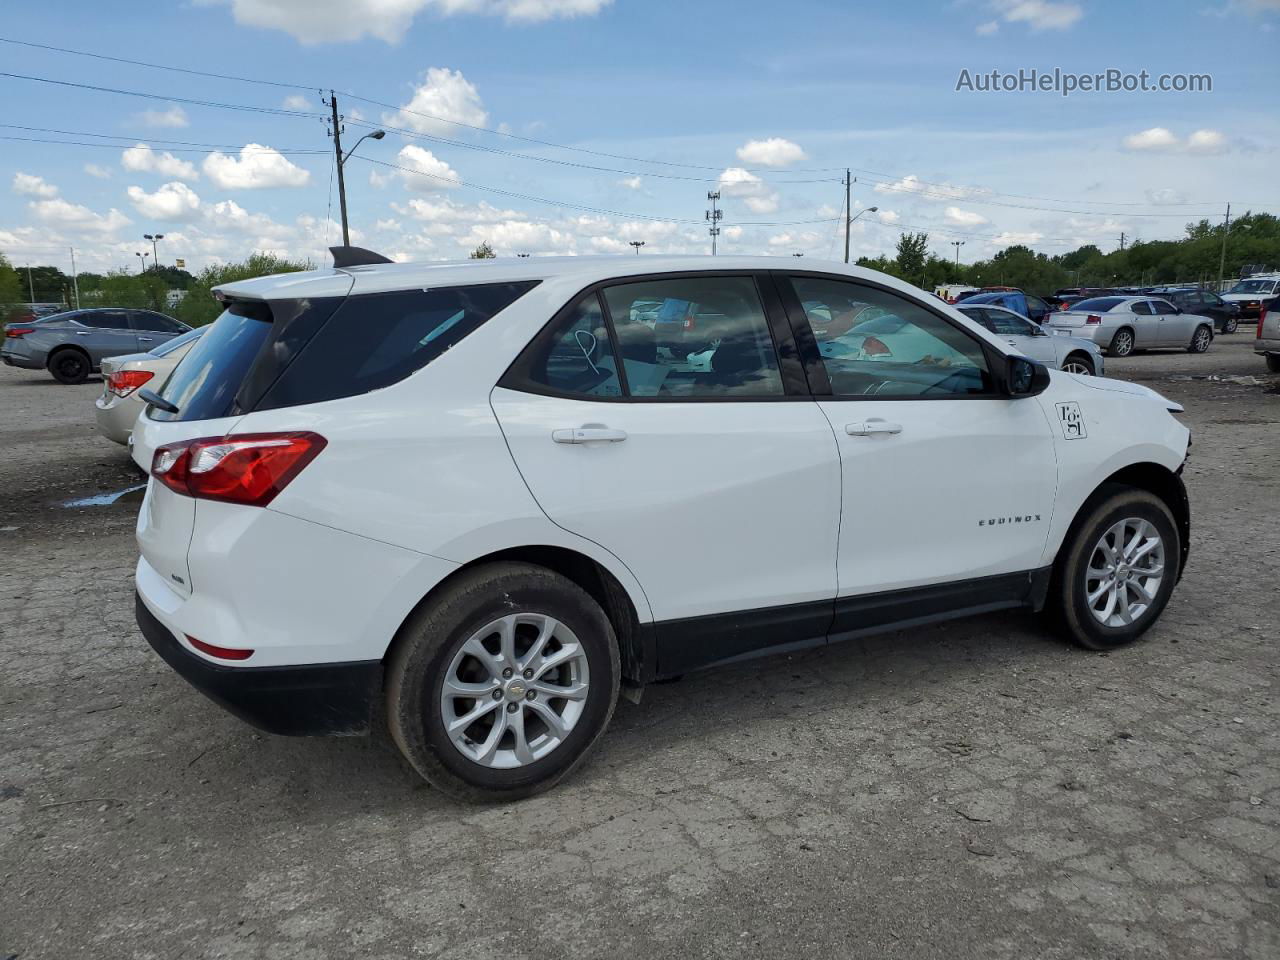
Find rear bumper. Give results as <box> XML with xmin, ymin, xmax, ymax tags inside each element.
<box><xmin>136</xmin><ymin>591</ymin><xmax>381</xmax><ymax>736</ymax></box>
<box><xmin>1256</xmin><ymin>338</ymin><xmax>1280</xmax><ymax>355</ymax></box>
<box><xmin>1</xmin><ymin>349</ymin><xmax>44</xmax><ymax>369</ymax></box>
<box><xmin>94</xmin><ymin>394</ymin><xmax>137</xmax><ymax>445</ymax></box>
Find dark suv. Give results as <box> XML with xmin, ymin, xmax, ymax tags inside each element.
<box><xmin>1151</xmin><ymin>288</ymin><xmax>1239</xmax><ymax>334</ymax></box>
<box><xmin>2</xmin><ymin>308</ymin><xmax>190</xmax><ymax>384</ymax></box>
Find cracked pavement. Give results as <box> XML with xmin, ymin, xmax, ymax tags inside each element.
<box><xmin>1</xmin><ymin>338</ymin><xmax>1277</xmax><ymax>959</ymax></box>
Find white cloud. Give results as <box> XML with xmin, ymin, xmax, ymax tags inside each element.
<box><xmin>1122</xmin><ymin>127</ymin><xmax>1228</xmax><ymax>153</ymax></box>
<box><xmin>735</xmin><ymin>137</ymin><xmax>806</xmax><ymax>167</ymax></box>
<box><xmin>127</xmin><ymin>182</ymin><xmax>203</xmax><ymax>222</ymax></box>
<box><xmin>136</xmin><ymin>105</ymin><xmax>189</xmax><ymax>128</ymax></box>
<box><xmin>618</xmin><ymin>176</ymin><xmax>643</xmax><ymax>190</ymax></box>
<box><xmin>1145</xmin><ymin>188</ymin><xmax>1187</xmax><ymax>205</ymax></box>
<box><xmin>203</xmin><ymin>144</ymin><xmax>311</xmax><ymax>189</ymax></box>
<box><xmin>873</xmin><ymin>174</ymin><xmax>985</xmax><ymax>202</ymax></box>
<box><xmin>975</xmin><ymin>19</ymin><xmax>1000</xmax><ymax>34</ymax></box>
<box><xmin>992</xmin><ymin>230</ymin><xmax>1044</xmax><ymax>245</ymax></box>
<box><xmin>12</xmin><ymin>173</ymin><xmax>58</xmax><ymax>198</ymax></box>
<box><xmin>745</xmin><ymin>195</ymin><xmax>780</xmax><ymax>214</ymax></box>
<box><xmin>990</xmin><ymin>0</ymin><xmax>1082</xmax><ymax>31</ymax></box>
<box><xmin>375</xmin><ymin>144</ymin><xmax>460</xmax><ymax>190</ymax></box>
<box><xmin>876</xmin><ymin>210</ymin><xmax>901</xmax><ymax>225</ymax></box>
<box><xmin>1187</xmin><ymin>129</ymin><xmax>1227</xmax><ymax>153</ymax></box>
<box><xmin>385</xmin><ymin>67</ymin><xmax>488</xmax><ymax>135</ymax></box>
<box><xmin>29</xmin><ymin>198</ymin><xmax>131</xmax><ymax>233</ymax></box>
<box><xmin>944</xmin><ymin>206</ymin><xmax>990</xmax><ymax>226</ymax></box>
<box><xmin>717</xmin><ymin>167</ymin><xmax>764</xmax><ymax>196</ymax></box>
<box><xmin>121</xmin><ymin>143</ymin><xmax>200</xmax><ymax>180</ymax></box>
<box><xmin>282</xmin><ymin>93</ymin><xmax>314</xmax><ymax>110</ymax></box>
<box><xmin>84</xmin><ymin>163</ymin><xmax>113</xmax><ymax>180</ymax></box>
<box><xmin>203</xmin><ymin>0</ymin><xmax>612</xmax><ymax>44</ymax></box>
<box><xmin>205</xmin><ymin>199</ymin><xmax>294</xmax><ymax>240</ymax></box>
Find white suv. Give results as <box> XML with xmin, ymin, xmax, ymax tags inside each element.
<box><xmin>132</xmin><ymin>253</ymin><xmax>1191</xmax><ymax>801</ymax></box>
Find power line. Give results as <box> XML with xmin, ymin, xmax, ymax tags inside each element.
<box><xmin>0</xmin><ymin>135</ymin><xmax>327</xmax><ymax>156</ymax></box>
<box><xmin>0</xmin><ymin>123</ymin><xmax>327</xmax><ymax>154</ymax></box>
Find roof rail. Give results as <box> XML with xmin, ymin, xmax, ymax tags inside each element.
<box><xmin>329</xmin><ymin>246</ymin><xmax>394</xmax><ymax>268</ymax></box>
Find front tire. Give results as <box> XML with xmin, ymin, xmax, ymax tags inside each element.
<box><xmin>1188</xmin><ymin>325</ymin><xmax>1212</xmax><ymax>353</ymax></box>
<box><xmin>1266</xmin><ymin>354</ymin><xmax>1280</xmax><ymax>373</ymax></box>
<box><xmin>1107</xmin><ymin>328</ymin><xmax>1134</xmax><ymax>357</ymax></box>
<box><xmin>48</xmin><ymin>348</ymin><xmax>90</xmax><ymax>384</ymax></box>
<box><xmin>1222</xmin><ymin>317</ymin><xmax>1239</xmax><ymax>334</ymax></box>
<box><xmin>1049</xmin><ymin>487</ymin><xmax>1181</xmax><ymax>650</ymax></box>
<box><xmin>386</xmin><ymin>562</ymin><xmax>620</xmax><ymax>802</ymax></box>
<box><xmin>1060</xmin><ymin>353</ymin><xmax>1095</xmax><ymax>376</ymax></box>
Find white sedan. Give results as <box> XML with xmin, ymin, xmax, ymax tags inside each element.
<box><xmin>95</xmin><ymin>326</ymin><xmax>205</xmax><ymax>445</ymax></box>
<box><xmin>956</xmin><ymin>303</ymin><xmax>1105</xmax><ymax>376</ymax></box>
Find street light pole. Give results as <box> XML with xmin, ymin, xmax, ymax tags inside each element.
<box><xmin>951</xmin><ymin>240</ymin><xmax>965</xmax><ymax>267</ymax></box>
<box><xmin>326</xmin><ymin>90</ymin><xmax>386</xmax><ymax>248</ymax></box>
<box><xmin>135</xmin><ymin>251</ymin><xmax>149</xmax><ymax>274</ymax></box>
<box><xmin>1217</xmin><ymin>202</ymin><xmax>1231</xmax><ymax>292</ymax></box>
<box><xmin>629</xmin><ymin>240</ymin><xmax>645</xmax><ymax>255</ymax></box>
<box><xmin>845</xmin><ymin>207</ymin><xmax>878</xmax><ymax>262</ymax></box>
<box><xmin>144</xmin><ymin>233</ymin><xmax>165</xmax><ymax>270</ymax></box>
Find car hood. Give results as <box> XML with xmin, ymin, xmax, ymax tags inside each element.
<box><xmin>1076</xmin><ymin>374</ymin><xmax>1183</xmax><ymax>412</ymax></box>
<box><xmin>1222</xmin><ymin>292</ymin><xmax>1265</xmax><ymax>301</ymax></box>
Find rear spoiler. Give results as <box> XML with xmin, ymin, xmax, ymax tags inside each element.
<box><xmin>330</xmin><ymin>246</ymin><xmax>393</xmax><ymax>268</ymax></box>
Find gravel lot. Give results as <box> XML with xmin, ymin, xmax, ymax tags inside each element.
<box><xmin>1</xmin><ymin>337</ymin><xmax>1277</xmax><ymax>960</ymax></box>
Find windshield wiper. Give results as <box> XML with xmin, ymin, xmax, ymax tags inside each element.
<box><xmin>138</xmin><ymin>388</ymin><xmax>180</xmax><ymax>415</ymax></box>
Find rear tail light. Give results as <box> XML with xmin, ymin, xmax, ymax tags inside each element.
<box><xmin>1085</xmin><ymin>314</ymin><xmax>1102</xmax><ymax>325</ymax></box>
<box><xmin>1262</xmin><ymin>305</ymin><xmax>1272</xmax><ymax>339</ymax></box>
<box><xmin>151</xmin><ymin>432</ymin><xmax>327</xmax><ymax>507</ymax></box>
<box><xmin>5</xmin><ymin>326</ymin><xmax>35</xmax><ymax>338</ymax></box>
<box><xmin>106</xmin><ymin>369</ymin><xmax>154</xmax><ymax>397</ymax></box>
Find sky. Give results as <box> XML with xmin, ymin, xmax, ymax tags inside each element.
<box><xmin>1</xmin><ymin>0</ymin><xmax>1278</xmax><ymax>277</ymax></box>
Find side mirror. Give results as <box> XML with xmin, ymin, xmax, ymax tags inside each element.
<box><xmin>1005</xmin><ymin>356</ymin><xmax>1051</xmax><ymax>398</ymax></box>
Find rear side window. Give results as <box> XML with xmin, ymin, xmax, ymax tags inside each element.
<box><xmin>77</xmin><ymin>311</ymin><xmax>129</xmax><ymax>330</ymax></box>
<box><xmin>254</xmin><ymin>282</ymin><xmax>539</xmax><ymax>411</ymax></box>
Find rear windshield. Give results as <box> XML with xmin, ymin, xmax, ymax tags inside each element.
<box><xmin>148</xmin><ymin>281</ymin><xmax>538</xmax><ymax>421</ymax></box>
<box><xmin>1071</xmin><ymin>297</ymin><xmax>1126</xmax><ymax>312</ymax></box>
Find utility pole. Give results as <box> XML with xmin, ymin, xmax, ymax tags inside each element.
<box><xmin>1217</xmin><ymin>203</ymin><xmax>1231</xmax><ymax>291</ymax></box>
<box><xmin>951</xmin><ymin>240</ymin><xmax>965</xmax><ymax>267</ymax></box>
<box><xmin>326</xmin><ymin>91</ymin><xmax>350</xmax><ymax>247</ymax></box>
<box><xmin>1118</xmin><ymin>231</ymin><xmax>1126</xmax><ymax>252</ymax></box>
<box><xmin>706</xmin><ymin>191</ymin><xmax>722</xmax><ymax>256</ymax></box>
<box><xmin>629</xmin><ymin>240</ymin><xmax>645</xmax><ymax>255</ymax></box>
<box><xmin>844</xmin><ymin>169</ymin><xmax>853</xmax><ymax>263</ymax></box>
<box><xmin>69</xmin><ymin>246</ymin><xmax>80</xmax><ymax>309</ymax></box>
<box><xmin>25</xmin><ymin>262</ymin><xmax>34</xmax><ymax>303</ymax></box>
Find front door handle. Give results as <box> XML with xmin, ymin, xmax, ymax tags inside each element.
<box><xmin>846</xmin><ymin>420</ymin><xmax>902</xmax><ymax>437</ymax></box>
<box><xmin>138</xmin><ymin>337</ymin><xmax>153</xmax><ymax>342</ymax></box>
<box><xmin>552</xmin><ymin>427</ymin><xmax>628</xmax><ymax>444</ymax></box>
<box><xmin>75</xmin><ymin>331</ymin><xmax>92</xmax><ymax>336</ymax></box>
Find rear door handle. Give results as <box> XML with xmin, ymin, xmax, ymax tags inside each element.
<box><xmin>75</xmin><ymin>331</ymin><xmax>92</xmax><ymax>336</ymax></box>
<box><xmin>552</xmin><ymin>427</ymin><xmax>628</xmax><ymax>444</ymax></box>
<box><xmin>138</xmin><ymin>337</ymin><xmax>153</xmax><ymax>342</ymax></box>
<box><xmin>846</xmin><ymin>420</ymin><xmax>902</xmax><ymax>437</ymax></box>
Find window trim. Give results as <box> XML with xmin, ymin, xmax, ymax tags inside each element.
<box><xmin>773</xmin><ymin>270</ymin><xmax>1007</xmax><ymax>402</ymax></box>
<box><xmin>497</xmin><ymin>270</ymin><xmax>810</xmax><ymax>403</ymax></box>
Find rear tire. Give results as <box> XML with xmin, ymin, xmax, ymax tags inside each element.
<box><xmin>48</xmin><ymin>348</ymin><xmax>90</xmax><ymax>385</ymax></box>
<box><xmin>1048</xmin><ymin>487</ymin><xmax>1181</xmax><ymax>651</ymax></box>
<box><xmin>1188</xmin><ymin>325</ymin><xmax>1212</xmax><ymax>353</ymax></box>
<box><xmin>386</xmin><ymin>562</ymin><xmax>620</xmax><ymax>802</ymax></box>
<box><xmin>1107</xmin><ymin>328</ymin><xmax>1134</xmax><ymax>357</ymax></box>
<box><xmin>1223</xmin><ymin>317</ymin><xmax>1239</xmax><ymax>334</ymax></box>
<box><xmin>1266</xmin><ymin>354</ymin><xmax>1280</xmax><ymax>373</ymax></box>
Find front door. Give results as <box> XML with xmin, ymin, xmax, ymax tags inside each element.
<box><xmin>777</xmin><ymin>273</ymin><xmax>1058</xmax><ymax>636</ymax></box>
<box><xmin>491</xmin><ymin>274</ymin><xmax>842</xmax><ymax>673</ymax></box>
<box><xmin>76</xmin><ymin>310</ymin><xmax>140</xmax><ymax>365</ymax></box>
<box><xmin>982</xmin><ymin>308</ymin><xmax>1058</xmax><ymax>364</ymax></box>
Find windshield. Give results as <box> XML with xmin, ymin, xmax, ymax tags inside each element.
<box><xmin>1229</xmin><ymin>279</ymin><xmax>1277</xmax><ymax>294</ymax></box>
<box><xmin>1071</xmin><ymin>297</ymin><xmax>1126</xmax><ymax>312</ymax></box>
<box><xmin>149</xmin><ymin>325</ymin><xmax>205</xmax><ymax>358</ymax></box>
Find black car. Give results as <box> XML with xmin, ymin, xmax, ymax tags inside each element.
<box><xmin>1153</xmin><ymin>288</ymin><xmax>1240</xmax><ymax>334</ymax></box>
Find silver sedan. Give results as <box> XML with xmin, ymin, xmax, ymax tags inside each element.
<box><xmin>1045</xmin><ymin>296</ymin><xmax>1214</xmax><ymax>358</ymax></box>
<box><xmin>956</xmin><ymin>303</ymin><xmax>1105</xmax><ymax>375</ymax></box>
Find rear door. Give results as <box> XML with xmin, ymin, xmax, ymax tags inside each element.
<box><xmin>75</xmin><ymin>310</ymin><xmax>139</xmax><ymax>364</ymax></box>
<box><xmin>491</xmin><ymin>272</ymin><xmax>842</xmax><ymax>672</ymax></box>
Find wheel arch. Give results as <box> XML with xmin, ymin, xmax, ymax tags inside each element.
<box><xmin>386</xmin><ymin>545</ymin><xmax>653</xmax><ymax>686</ymax></box>
<box><xmin>46</xmin><ymin>343</ymin><xmax>91</xmax><ymax>368</ymax></box>
<box><xmin>1061</xmin><ymin>349</ymin><xmax>1095</xmax><ymax>373</ymax></box>
<box><xmin>1056</xmin><ymin>462</ymin><xmax>1189</xmax><ymax>586</ymax></box>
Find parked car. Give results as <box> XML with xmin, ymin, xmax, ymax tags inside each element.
<box><xmin>1047</xmin><ymin>296</ymin><xmax>1214</xmax><ymax>357</ymax></box>
<box><xmin>956</xmin><ymin>303</ymin><xmax>1104</xmax><ymax>375</ymax></box>
<box><xmin>1257</xmin><ymin>298</ymin><xmax>1280</xmax><ymax>372</ymax></box>
<box><xmin>933</xmin><ymin>283</ymin><xmax>978</xmax><ymax>304</ymax></box>
<box><xmin>959</xmin><ymin>290</ymin><xmax>1055</xmax><ymax>324</ymax></box>
<box><xmin>2</xmin><ymin>308</ymin><xmax>190</xmax><ymax>384</ymax></box>
<box><xmin>1151</xmin><ymin>287</ymin><xmax>1240</xmax><ymax>334</ymax></box>
<box><xmin>5</xmin><ymin>302</ymin><xmax>65</xmax><ymax>324</ymax></box>
<box><xmin>95</xmin><ymin>326</ymin><xmax>206</xmax><ymax>445</ymax></box>
<box><xmin>1221</xmin><ymin>276</ymin><xmax>1280</xmax><ymax>319</ymax></box>
<box><xmin>132</xmin><ymin>254</ymin><xmax>1190</xmax><ymax>801</ymax></box>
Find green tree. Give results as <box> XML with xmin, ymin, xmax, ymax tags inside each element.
<box><xmin>894</xmin><ymin>232</ymin><xmax>929</xmax><ymax>283</ymax></box>
<box><xmin>174</xmin><ymin>253</ymin><xmax>312</xmax><ymax>327</ymax></box>
<box><xmin>469</xmin><ymin>241</ymin><xmax>496</xmax><ymax>259</ymax></box>
<box><xmin>0</xmin><ymin>254</ymin><xmax>23</xmax><ymax>315</ymax></box>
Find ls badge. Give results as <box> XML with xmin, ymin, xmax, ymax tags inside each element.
<box><xmin>1056</xmin><ymin>401</ymin><xmax>1087</xmax><ymax>440</ymax></box>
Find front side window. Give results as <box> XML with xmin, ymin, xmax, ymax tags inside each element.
<box><xmin>791</xmin><ymin>276</ymin><xmax>993</xmax><ymax>398</ymax></box>
<box><xmin>985</xmin><ymin>310</ymin><xmax>1037</xmax><ymax>337</ymax></box>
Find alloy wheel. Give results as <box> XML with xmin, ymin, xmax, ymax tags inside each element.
<box><xmin>1061</xmin><ymin>358</ymin><xmax>1093</xmax><ymax>375</ymax></box>
<box><xmin>1193</xmin><ymin>328</ymin><xmax>1212</xmax><ymax>352</ymax></box>
<box><xmin>440</xmin><ymin>613</ymin><xmax>590</xmax><ymax>769</ymax></box>
<box><xmin>1111</xmin><ymin>331</ymin><xmax>1133</xmax><ymax>356</ymax></box>
<box><xmin>57</xmin><ymin>354</ymin><xmax>86</xmax><ymax>381</ymax></box>
<box><xmin>1083</xmin><ymin>517</ymin><xmax>1165</xmax><ymax>628</ymax></box>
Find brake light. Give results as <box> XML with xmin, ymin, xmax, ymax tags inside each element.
<box><xmin>5</xmin><ymin>326</ymin><xmax>35</xmax><ymax>338</ymax></box>
<box><xmin>106</xmin><ymin>369</ymin><xmax>154</xmax><ymax>397</ymax></box>
<box><xmin>151</xmin><ymin>432</ymin><xmax>327</xmax><ymax>506</ymax></box>
<box><xmin>186</xmin><ymin>634</ymin><xmax>254</xmax><ymax>661</ymax></box>
<box><xmin>1085</xmin><ymin>314</ymin><xmax>1102</xmax><ymax>325</ymax></box>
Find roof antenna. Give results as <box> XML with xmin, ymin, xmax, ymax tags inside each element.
<box><xmin>330</xmin><ymin>246</ymin><xmax>393</xmax><ymax>268</ymax></box>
